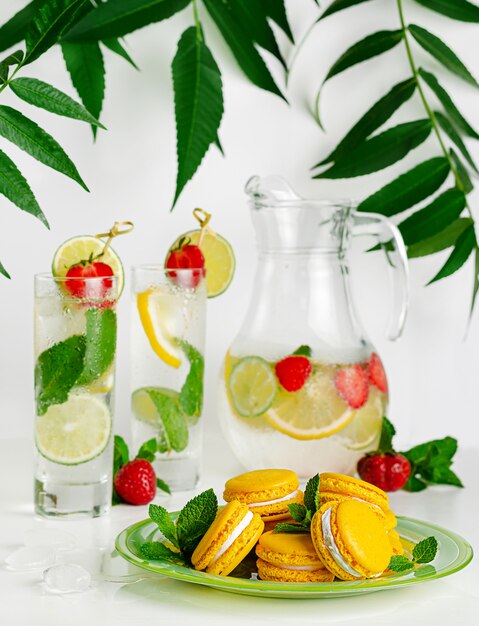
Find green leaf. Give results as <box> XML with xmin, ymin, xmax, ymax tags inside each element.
<box><xmin>136</xmin><ymin>437</ymin><xmax>157</xmax><ymax>463</ymax></box>
<box><xmin>139</xmin><ymin>541</ymin><xmax>185</xmax><ymax>564</ymax></box>
<box><xmin>419</xmin><ymin>68</ymin><xmax>479</xmax><ymax>140</ymax></box>
<box><xmin>64</xmin><ymin>0</ymin><xmax>191</xmax><ymax>40</ymax></box>
<box><xmin>273</xmin><ymin>523</ymin><xmax>309</xmax><ymax>534</ymax></box>
<box><xmin>0</xmin><ymin>148</ymin><xmax>47</xmax><ymax>226</ymax></box>
<box><xmin>427</xmin><ymin>222</ymin><xmax>476</xmax><ymax>284</ymax></box>
<box><xmin>414</xmin><ymin>0</ymin><xmax>479</xmax><ymax>22</ymax></box>
<box><xmin>388</xmin><ymin>555</ymin><xmax>414</xmax><ymax>572</ymax></box>
<box><xmin>264</xmin><ymin>0</ymin><xmax>294</xmax><ymax>42</ymax></box>
<box><xmin>2</xmin><ymin>50</ymin><xmax>25</xmax><ymax>67</ymax></box>
<box><xmin>0</xmin><ymin>63</ymin><xmax>8</xmax><ymax>84</ymax></box>
<box><xmin>24</xmin><ymin>0</ymin><xmax>86</xmax><ymax>65</ymax></box>
<box><xmin>403</xmin><ymin>474</ymin><xmax>428</xmax><ymax>492</ymax></box>
<box><xmin>0</xmin><ymin>259</ymin><xmax>10</xmax><ymax>279</ymax></box>
<box><xmin>9</xmin><ymin>77</ymin><xmax>105</xmax><ymax>129</ymax></box>
<box><xmin>450</xmin><ymin>148</ymin><xmax>474</xmax><ymax>194</ymax></box>
<box><xmin>315</xmin><ymin>119</ymin><xmax>432</xmax><ymax>179</ymax></box>
<box><xmin>435</xmin><ymin>111</ymin><xmax>478</xmax><ymax>173</ymax></box>
<box><xmin>176</xmin><ymin>488</ymin><xmax>218</xmax><ymax>558</ymax></box>
<box><xmin>179</xmin><ymin>340</ymin><xmax>204</xmax><ymax>421</ymax></box>
<box><xmin>288</xmin><ymin>503</ymin><xmax>307</xmax><ymax>522</ymax></box>
<box><xmin>292</xmin><ymin>345</ymin><xmax>312</xmax><ymax>357</ymax></box>
<box><xmin>75</xmin><ymin>308</ymin><xmax>116</xmax><ymax>386</ymax></box>
<box><xmin>316</xmin><ymin>78</ymin><xmax>416</xmax><ymax>167</ymax></box>
<box><xmin>156</xmin><ymin>477</ymin><xmax>171</xmax><ymax>495</ymax></box>
<box><xmin>409</xmin><ymin>25</ymin><xmax>478</xmax><ymax>88</ymax></box>
<box><xmin>469</xmin><ymin>247</ymin><xmax>479</xmax><ymax>322</ymax></box>
<box><xmin>320</xmin><ymin>0</ymin><xmax>374</xmax><ymax>20</ymax></box>
<box><xmin>399</xmin><ymin>188</ymin><xmax>466</xmax><ymax>246</ymax></box>
<box><xmin>378</xmin><ymin>416</ymin><xmax>396</xmax><ymax>452</ymax></box>
<box><xmin>146</xmin><ymin>388</ymin><xmax>189</xmax><ymax>452</ymax></box>
<box><xmin>0</xmin><ymin>105</ymin><xmax>88</xmax><ymax>190</ymax></box>
<box><xmin>35</xmin><ymin>335</ymin><xmax>86</xmax><ymax>415</ymax></box>
<box><xmin>203</xmin><ymin>0</ymin><xmax>285</xmax><ymax>100</ymax></box>
<box><xmin>172</xmin><ymin>26</ymin><xmax>223</xmax><ymax>207</ymax></box>
<box><xmin>304</xmin><ymin>474</ymin><xmax>320</xmax><ymax>514</ymax></box>
<box><xmin>148</xmin><ymin>504</ymin><xmax>179</xmax><ymax>548</ymax></box>
<box><xmin>402</xmin><ymin>437</ymin><xmax>463</xmax><ymax>491</ymax></box>
<box><xmin>357</xmin><ymin>157</ymin><xmax>450</xmax><ymax>216</ymax></box>
<box><xmin>102</xmin><ymin>38</ymin><xmax>138</xmax><ymax>69</ymax></box>
<box><xmin>0</xmin><ymin>1</ymin><xmax>40</xmax><ymax>54</ymax></box>
<box><xmin>407</xmin><ymin>218</ymin><xmax>472</xmax><ymax>258</ymax></box>
<box><xmin>62</xmin><ymin>41</ymin><xmax>105</xmax><ymax>139</ymax></box>
<box><xmin>113</xmin><ymin>434</ymin><xmax>130</xmax><ymax>478</ymax></box>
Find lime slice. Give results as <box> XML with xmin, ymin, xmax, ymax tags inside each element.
<box><xmin>35</xmin><ymin>393</ymin><xmax>111</xmax><ymax>465</ymax></box>
<box><xmin>338</xmin><ymin>388</ymin><xmax>385</xmax><ymax>450</ymax></box>
<box><xmin>228</xmin><ymin>356</ymin><xmax>278</xmax><ymax>417</ymax></box>
<box><xmin>52</xmin><ymin>235</ymin><xmax>124</xmax><ymax>295</ymax></box>
<box><xmin>265</xmin><ymin>366</ymin><xmax>354</xmax><ymax>441</ymax></box>
<box><xmin>137</xmin><ymin>287</ymin><xmax>183</xmax><ymax>368</ymax></box>
<box><xmin>175</xmin><ymin>230</ymin><xmax>235</xmax><ymax>298</ymax></box>
<box><xmin>131</xmin><ymin>387</ymin><xmax>188</xmax><ymax>452</ymax></box>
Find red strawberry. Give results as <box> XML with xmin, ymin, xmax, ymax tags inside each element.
<box><xmin>65</xmin><ymin>261</ymin><xmax>114</xmax><ymax>300</ymax></box>
<box><xmin>357</xmin><ymin>453</ymin><xmax>411</xmax><ymax>492</ymax></box>
<box><xmin>166</xmin><ymin>239</ymin><xmax>205</xmax><ymax>288</ymax></box>
<box><xmin>368</xmin><ymin>353</ymin><xmax>388</xmax><ymax>394</ymax></box>
<box><xmin>114</xmin><ymin>459</ymin><xmax>157</xmax><ymax>505</ymax></box>
<box><xmin>275</xmin><ymin>356</ymin><xmax>312</xmax><ymax>392</ymax></box>
<box><xmin>334</xmin><ymin>364</ymin><xmax>369</xmax><ymax>409</ymax></box>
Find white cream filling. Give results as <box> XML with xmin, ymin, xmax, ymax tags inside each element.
<box><xmin>248</xmin><ymin>489</ymin><xmax>299</xmax><ymax>508</ymax></box>
<box><xmin>321</xmin><ymin>508</ymin><xmax>362</xmax><ymax>578</ymax></box>
<box><xmin>210</xmin><ymin>511</ymin><xmax>254</xmax><ymax>563</ymax></box>
<box><xmin>276</xmin><ymin>564</ymin><xmax>320</xmax><ymax>572</ymax></box>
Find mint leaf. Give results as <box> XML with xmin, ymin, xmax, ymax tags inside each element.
<box><xmin>148</xmin><ymin>504</ymin><xmax>179</xmax><ymax>549</ymax></box>
<box><xmin>379</xmin><ymin>416</ymin><xmax>396</xmax><ymax>452</ymax></box>
<box><xmin>273</xmin><ymin>523</ymin><xmax>309</xmax><ymax>534</ymax></box>
<box><xmin>179</xmin><ymin>341</ymin><xmax>204</xmax><ymax>422</ymax></box>
<box><xmin>176</xmin><ymin>489</ymin><xmax>218</xmax><ymax>558</ymax></box>
<box><xmin>288</xmin><ymin>503</ymin><xmax>307</xmax><ymax>523</ymax></box>
<box><xmin>112</xmin><ymin>434</ymin><xmax>129</xmax><ymax>505</ymax></box>
<box><xmin>293</xmin><ymin>345</ymin><xmax>312</xmax><ymax>357</ymax></box>
<box><xmin>35</xmin><ymin>334</ymin><xmax>86</xmax><ymax>415</ymax></box>
<box><xmin>156</xmin><ymin>477</ymin><xmax>171</xmax><ymax>495</ymax></box>
<box><xmin>304</xmin><ymin>474</ymin><xmax>320</xmax><ymax>514</ymax></box>
<box><xmin>412</xmin><ymin>536</ymin><xmax>438</xmax><ymax>564</ymax></box>
<box><xmin>139</xmin><ymin>541</ymin><xmax>185</xmax><ymax>565</ymax></box>
<box><xmin>388</xmin><ymin>555</ymin><xmax>414</xmax><ymax>572</ymax></box>
<box><xmin>403</xmin><ymin>474</ymin><xmax>428</xmax><ymax>492</ymax></box>
<box><xmin>136</xmin><ymin>438</ymin><xmax>157</xmax><ymax>463</ymax></box>
<box><xmin>77</xmin><ymin>308</ymin><xmax>116</xmax><ymax>386</ymax></box>
<box><xmin>147</xmin><ymin>388</ymin><xmax>189</xmax><ymax>452</ymax></box>
<box><xmin>402</xmin><ymin>436</ymin><xmax>463</xmax><ymax>490</ymax></box>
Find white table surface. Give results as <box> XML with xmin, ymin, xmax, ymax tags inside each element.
<box><xmin>1</xmin><ymin>436</ymin><xmax>477</xmax><ymax>626</ymax></box>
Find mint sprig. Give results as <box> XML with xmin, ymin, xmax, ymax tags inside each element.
<box><xmin>179</xmin><ymin>341</ymin><xmax>204</xmax><ymax>423</ymax></box>
<box><xmin>304</xmin><ymin>473</ymin><xmax>320</xmax><ymax>514</ymax></box>
<box><xmin>292</xmin><ymin>345</ymin><xmax>312</xmax><ymax>357</ymax></box>
<box><xmin>388</xmin><ymin>536</ymin><xmax>438</xmax><ymax>572</ymax></box>
<box><xmin>140</xmin><ymin>541</ymin><xmax>186</xmax><ymax>565</ymax></box>
<box><xmin>402</xmin><ymin>437</ymin><xmax>463</xmax><ymax>492</ymax></box>
<box><xmin>273</xmin><ymin>474</ymin><xmax>319</xmax><ymax>534</ymax></box>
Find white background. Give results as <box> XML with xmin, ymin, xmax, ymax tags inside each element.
<box><xmin>1</xmin><ymin>0</ymin><xmax>478</xmax><ymax>454</ymax></box>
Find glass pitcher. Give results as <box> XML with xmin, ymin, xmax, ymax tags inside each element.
<box><xmin>217</xmin><ymin>175</ymin><xmax>409</xmax><ymax>478</ymax></box>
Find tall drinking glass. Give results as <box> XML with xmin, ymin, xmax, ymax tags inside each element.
<box><xmin>131</xmin><ymin>266</ymin><xmax>206</xmax><ymax>491</ymax></box>
<box><xmin>34</xmin><ymin>274</ymin><xmax>118</xmax><ymax>518</ymax></box>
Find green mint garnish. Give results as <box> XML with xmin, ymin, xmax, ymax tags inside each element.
<box><xmin>292</xmin><ymin>345</ymin><xmax>312</xmax><ymax>357</ymax></box>
<box><xmin>388</xmin><ymin>535</ymin><xmax>438</xmax><ymax>572</ymax></box>
<box><xmin>179</xmin><ymin>341</ymin><xmax>204</xmax><ymax>422</ymax></box>
<box><xmin>274</xmin><ymin>475</ymin><xmax>320</xmax><ymax>534</ymax></box>
<box><xmin>35</xmin><ymin>334</ymin><xmax>86</xmax><ymax>415</ymax></box>
<box><xmin>76</xmin><ymin>308</ymin><xmax>116</xmax><ymax>386</ymax></box>
<box><xmin>149</xmin><ymin>503</ymin><xmax>180</xmax><ymax>549</ymax></box>
<box><xmin>388</xmin><ymin>555</ymin><xmax>415</xmax><ymax>572</ymax></box>
<box><xmin>176</xmin><ymin>488</ymin><xmax>218</xmax><ymax>558</ymax></box>
<box><xmin>273</xmin><ymin>523</ymin><xmax>309</xmax><ymax>534</ymax></box>
<box><xmin>136</xmin><ymin>437</ymin><xmax>158</xmax><ymax>463</ymax></box>
<box><xmin>147</xmin><ymin>388</ymin><xmax>189</xmax><ymax>452</ymax></box>
<box><xmin>304</xmin><ymin>473</ymin><xmax>320</xmax><ymax>515</ymax></box>
<box><xmin>139</xmin><ymin>541</ymin><xmax>185</xmax><ymax>564</ymax></box>
<box><xmin>378</xmin><ymin>416</ymin><xmax>396</xmax><ymax>453</ymax></box>
<box><xmin>156</xmin><ymin>477</ymin><xmax>171</xmax><ymax>495</ymax></box>
<box><xmin>288</xmin><ymin>503</ymin><xmax>307</xmax><ymax>523</ymax></box>
<box><xmin>401</xmin><ymin>437</ymin><xmax>463</xmax><ymax>492</ymax></box>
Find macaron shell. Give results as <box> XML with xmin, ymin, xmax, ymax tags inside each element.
<box><xmin>248</xmin><ymin>490</ymin><xmax>304</xmax><ymax>521</ymax></box>
<box><xmin>384</xmin><ymin>509</ymin><xmax>397</xmax><ymax>530</ymax></box>
<box><xmin>311</xmin><ymin>504</ymin><xmax>357</xmax><ymax>581</ymax></box>
<box><xmin>257</xmin><ymin>558</ymin><xmax>335</xmax><ymax>583</ymax></box>
<box><xmin>263</xmin><ymin>517</ymin><xmax>296</xmax><ymax>534</ymax></box>
<box><xmin>224</xmin><ymin>469</ymin><xmax>299</xmax><ymax>505</ymax></box>
<box><xmin>319</xmin><ymin>491</ymin><xmax>389</xmax><ymax>527</ymax></box>
<box><xmin>256</xmin><ymin>531</ymin><xmax>324</xmax><ymax>568</ymax></box>
<box><xmin>388</xmin><ymin>529</ymin><xmax>404</xmax><ymax>555</ymax></box>
<box><xmin>319</xmin><ymin>473</ymin><xmax>389</xmax><ymax>512</ymax></box>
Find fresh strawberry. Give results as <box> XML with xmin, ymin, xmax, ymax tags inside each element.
<box><xmin>275</xmin><ymin>355</ymin><xmax>312</xmax><ymax>392</ymax></box>
<box><xmin>114</xmin><ymin>458</ymin><xmax>157</xmax><ymax>505</ymax></box>
<box><xmin>166</xmin><ymin>238</ymin><xmax>205</xmax><ymax>288</ymax></box>
<box><xmin>334</xmin><ymin>364</ymin><xmax>369</xmax><ymax>409</ymax></box>
<box><xmin>368</xmin><ymin>353</ymin><xmax>388</xmax><ymax>394</ymax></box>
<box><xmin>357</xmin><ymin>453</ymin><xmax>411</xmax><ymax>492</ymax></box>
<box><xmin>65</xmin><ymin>261</ymin><xmax>114</xmax><ymax>300</ymax></box>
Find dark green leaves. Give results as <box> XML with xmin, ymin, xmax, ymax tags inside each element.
<box><xmin>320</xmin><ymin>0</ymin><xmax>374</xmax><ymax>20</ymax></box>
<box><xmin>315</xmin><ymin>120</ymin><xmax>432</xmax><ymax>179</ymax></box>
<box><xmin>148</xmin><ymin>388</ymin><xmax>189</xmax><ymax>452</ymax></box>
<box><xmin>435</xmin><ymin>111</ymin><xmax>478</xmax><ymax>173</ymax></box>
<box><xmin>77</xmin><ymin>308</ymin><xmax>117</xmax><ymax>386</ymax></box>
<box><xmin>176</xmin><ymin>488</ymin><xmax>218</xmax><ymax>558</ymax></box>
<box><xmin>64</xmin><ymin>0</ymin><xmax>191</xmax><ymax>41</ymax></box>
<box><xmin>414</xmin><ymin>0</ymin><xmax>479</xmax><ymax>23</ymax></box>
<box><xmin>0</xmin><ymin>1</ymin><xmax>40</xmax><ymax>54</ymax></box>
<box><xmin>172</xmin><ymin>26</ymin><xmax>223</xmax><ymax>207</ymax></box>
<box><xmin>389</xmin><ymin>555</ymin><xmax>415</xmax><ymax>572</ymax></box>
<box><xmin>292</xmin><ymin>345</ymin><xmax>312</xmax><ymax>357</ymax></box>
<box><xmin>0</xmin><ymin>105</ymin><xmax>88</xmax><ymax>189</ymax></box>
<box><xmin>402</xmin><ymin>436</ymin><xmax>463</xmax><ymax>491</ymax></box>
<box><xmin>139</xmin><ymin>541</ymin><xmax>185</xmax><ymax>564</ymax></box>
<box><xmin>149</xmin><ymin>504</ymin><xmax>180</xmax><ymax>548</ymax></box>
<box><xmin>9</xmin><ymin>78</ymin><xmax>105</xmax><ymax>128</ymax></box>
<box><xmin>288</xmin><ymin>503</ymin><xmax>308</xmax><ymax>522</ymax></box>
<box><xmin>0</xmin><ymin>260</ymin><xmax>11</xmax><ymax>279</ymax></box>
<box><xmin>378</xmin><ymin>416</ymin><xmax>396</xmax><ymax>453</ymax></box>
<box><xmin>304</xmin><ymin>474</ymin><xmax>320</xmax><ymax>514</ymax></box>
<box><xmin>409</xmin><ymin>25</ymin><xmax>479</xmax><ymax>88</ymax></box>
<box><xmin>413</xmin><ymin>537</ymin><xmax>439</xmax><ymax>564</ymax></box>
<box><xmin>427</xmin><ymin>222</ymin><xmax>476</xmax><ymax>284</ymax></box>
<box><xmin>179</xmin><ymin>341</ymin><xmax>204</xmax><ymax>421</ymax></box>
<box><xmin>408</xmin><ymin>218</ymin><xmax>473</xmax><ymax>258</ymax></box>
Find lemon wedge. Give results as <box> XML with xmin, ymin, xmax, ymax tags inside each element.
<box><xmin>338</xmin><ymin>388</ymin><xmax>385</xmax><ymax>450</ymax></box>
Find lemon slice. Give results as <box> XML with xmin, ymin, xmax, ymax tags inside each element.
<box><xmin>176</xmin><ymin>230</ymin><xmax>235</xmax><ymax>298</ymax></box>
<box><xmin>52</xmin><ymin>235</ymin><xmax>124</xmax><ymax>295</ymax></box>
<box><xmin>228</xmin><ymin>356</ymin><xmax>278</xmax><ymax>417</ymax></box>
<box><xmin>338</xmin><ymin>388</ymin><xmax>385</xmax><ymax>450</ymax></box>
<box><xmin>137</xmin><ymin>287</ymin><xmax>182</xmax><ymax>368</ymax></box>
<box><xmin>265</xmin><ymin>368</ymin><xmax>355</xmax><ymax>441</ymax></box>
<box><xmin>35</xmin><ymin>393</ymin><xmax>111</xmax><ymax>465</ymax></box>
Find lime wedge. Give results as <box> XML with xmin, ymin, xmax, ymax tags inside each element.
<box><xmin>35</xmin><ymin>393</ymin><xmax>111</xmax><ymax>465</ymax></box>
<box><xmin>52</xmin><ymin>235</ymin><xmax>124</xmax><ymax>295</ymax></box>
<box><xmin>228</xmin><ymin>356</ymin><xmax>278</xmax><ymax>417</ymax></box>
<box><xmin>173</xmin><ymin>230</ymin><xmax>235</xmax><ymax>298</ymax></box>
<box><xmin>338</xmin><ymin>388</ymin><xmax>385</xmax><ymax>450</ymax></box>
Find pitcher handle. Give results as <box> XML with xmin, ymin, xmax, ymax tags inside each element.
<box><xmin>352</xmin><ymin>211</ymin><xmax>409</xmax><ymax>341</ymax></box>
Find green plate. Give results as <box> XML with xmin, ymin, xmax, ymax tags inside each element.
<box><xmin>115</xmin><ymin>514</ymin><xmax>473</xmax><ymax>599</ymax></box>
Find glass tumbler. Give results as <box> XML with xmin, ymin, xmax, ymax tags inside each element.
<box><xmin>130</xmin><ymin>266</ymin><xmax>206</xmax><ymax>491</ymax></box>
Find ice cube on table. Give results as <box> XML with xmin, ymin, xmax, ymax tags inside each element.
<box><xmin>5</xmin><ymin>546</ymin><xmax>56</xmax><ymax>571</ymax></box>
<box><xmin>24</xmin><ymin>528</ymin><xmax>77</xmax><ymax>551</ymax></box>
<box><xmin>43</xmin><ymin>564</ymin><xmax>91</xmax><ymax>594</ymax></box>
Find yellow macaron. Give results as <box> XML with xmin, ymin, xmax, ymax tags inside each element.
<box><xmin>224</xmin><ymin>469</ymin><xmax>303</xmax><ymax>522</ymax></box>
<box><xmin>191</xmin><ymin>501</ymin><xmax>264</xmax><ymax>576</ymax></box>
<box><xmin>311</xmin><ymin>500</ymin><xmax>393</xmax><ymax>581</ymax></box>
<box><xmin>388</xmin><ymin>529</ymin><xmax>404</xmax><ymax>555</ymax></box>
<box><xmin>256</xmin><ymin>531</ymin><xmax>335</xmax><ymax>583</ymax></box>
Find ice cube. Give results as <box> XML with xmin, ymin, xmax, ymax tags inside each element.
<box><xmin>24</xmin><ymin>528</ymin><xmax>77</xmax><ymax>551</ymax></box>
<box><xmin>43</xmin><ymin>563</ymin><xmax>91</xmax><ymax>594</ymax></box>
<box><xmin>5</xmin><ymin>546</ymin><xmax>56</xmax><ymax>571</ymax></box>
